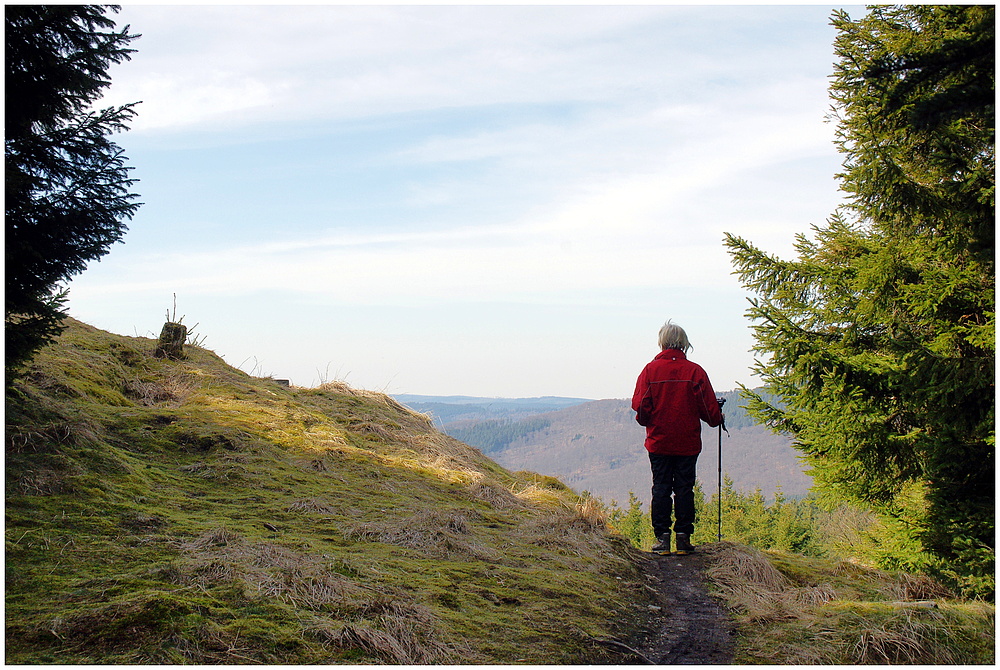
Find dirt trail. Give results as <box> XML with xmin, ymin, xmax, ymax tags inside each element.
<box><xmin>599</xmin><ymin>545</ymin><xmax>735</xmax><ymax>664</ymax></box>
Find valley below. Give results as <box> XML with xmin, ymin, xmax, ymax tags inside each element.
<box><xmin>396</xmin><ymin>393</ymin><xmax>813</xmax><ymax>508</ymax></box>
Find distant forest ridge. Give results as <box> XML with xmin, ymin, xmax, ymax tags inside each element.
<box><xmin>394</xmin><ymin>394</ymin><xmax>593</xmax><ymax>425</ymax></box>
<box><xmin>395</xmin><ymin>388</ymin><xmax>781</xmax><ymax>439</ymax></box>
<box><xmin>394</xmin><ymin>394</ymin><xmax>592</xmax><ymax>407</ymax></box>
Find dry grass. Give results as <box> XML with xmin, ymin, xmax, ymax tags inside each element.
<box><xmin>401</xmin><ymin>433</ymin><xmax>489</xmax><ymax>472</ymax></box>
<box><xmin>314</xmin><ymin>382</ymin><xmax>410</xmax><ymax>412</ymax></box>
<box><xmin>6</xmin><ymin>415</ymin><xmax>104</xmax><ymax>455</ymax></box>
<box><xmin>852</xmin><ymin>609</ymin><xmax>939</xmax><ymax>664</ymax></box>
<box><xmin>122</xmin><ymin>371</ymin><xmax>194</xmax><ymax>406</ymax></box>
<box><xmin>167</xmin><ymin>527</ymin><xmax>466</xmax><ymax>663</ymax></box>
<box><xmin>43</xmin><ymin>590</ymin><xmax>194</xmax><ymax>654</ymax></box>
<box><xmin>345</xmin><ymin>419</ymin><xmax>396</xmax><ymax>441</ymax></box>
<box><xmin>175</xmin><ymin>527</ymin><xmax>366</xmax><ymax>611</ymax></box>
<box><xmin>702</xmin><ymin>542</ymin><xmax>994</xmax><ymax>665</ymax></box>
<box><xmin>877</xmin><ymin>570</ymin><xmax>954</xmax><ymax>602</ymax></box>
<box><xmin>702</xmin><ymin>542</ymin><xmax>833</xmax><ymax>622</ymax></box>
<box><xmin>510</xmin><ymin>510</ymin><xmax>632</xmax><ymax>573</ymax></box>
<box><xmin>575</xmin><ymin>495</ymin><xmax>608</xmax><ymax>527</ymax></box>
<box><xmin>301</xmin><ymin>383</ymin><xmax>497</xmax><ymax>479</ymax></box>
<box><xmin>467</xmin><ymin>480</ymin><xmax>529</xmax><ymax>511</ymax></box>
<box><xmin>309</xmin><ymin>601</ymin><xmax>461</xmax><ymax>664</ymax></box>
<box><xmin>514</xmin><ymin>482</ymin><xmax>573</xmax><ymax>508</ymax></box>
<box><xmin>312</xmin><ymin>383</ymin><xmax>433</xmax><ymax>431</ymax></box>
<box><xmin>345</xmin><ymin>509</ymin><xmax>499</xmax><ymax>561</ymax></box>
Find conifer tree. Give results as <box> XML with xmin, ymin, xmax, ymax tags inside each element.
<box><xmin>6</xmin><ymin>5</ymin><xmax>141</xmax><ymax>374</ymax></box>
<box><xmin>725</xmin><ymin>5</ymin><xmax>993</xmax><ymax>597</ymax></box>
<box><xmin>606</xmin><ymin>491</ymin><xmax>655</xmax><ymax>550</ymax></box>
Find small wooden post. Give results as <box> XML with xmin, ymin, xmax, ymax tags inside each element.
<box><xmin>155</xmin><ymin>322</ymin><xmax>187</xmax><ymax>359</ymax></box>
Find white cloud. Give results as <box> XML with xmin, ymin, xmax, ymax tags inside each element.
<box><xmin>77</xmin><ymin>61</ymin><xmax>839</xmax><ymax>305</ymax></box>
<box><xmin>120</xmin><ymin>71</ymin><xmax>273</xmax><ymax>130</ymax></box>
<box><xmin>71</xmin><ymin>4</ymin><xmax>848</xmax><ymax>397</ymax></box>
<box><xmin>70</xmin><ymin>233</ymin><xmax>736</xmax><ymax>308</ymax></box>
<box><xmin>102</xmin><ymin>5</ymin><xmax>837</xmax><ymax>133</ymax></box>
<box><xmin>70</xmin><ymin>166</ymin><xmax>745</xmax><ymax>305</ymax></box>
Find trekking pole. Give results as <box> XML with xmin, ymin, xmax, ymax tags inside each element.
<box><xmin>716</xmin><ymin>397</ymin><xmax>727</xmax><ymax>542</ymax></box>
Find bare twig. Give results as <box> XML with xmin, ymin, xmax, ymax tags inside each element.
<box><xmin>575</xmin><ymin>627</ymin><xmax>655</xmax><ymax>664</ymax></box>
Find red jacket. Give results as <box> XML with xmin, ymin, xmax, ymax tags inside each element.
<box><xmin>632</xmin><ymin>349</ymin><xmax>723</xmax><ymax>455</ymax></box>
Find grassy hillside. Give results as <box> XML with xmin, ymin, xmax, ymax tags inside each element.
<box><xmin>5</xmin><ymin>319</ymin><xmax>651</xmax><ymax>664</ymax></box>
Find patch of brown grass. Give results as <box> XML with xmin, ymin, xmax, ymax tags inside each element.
<box><xmin>399</xmin><ymin>433</ymin><xmax>490</xmax><ymax>472</ymax></box>
<box><xmin>508</xmin><ymin>509</ymin><xmax>633</xmax><ymax>574</ymax></box>
<box><xmin>878</xmin><ymin>570</ymin><xmax>954</xmax><ymax>602</ymax></box>
<box><xmin>345</xmin><ymin>419</ymin><xmax>396</xmax><ymax>441</ymax></box>
<box><xmin>702</xmin><ymin>542</ymin><xmax>836</xmax><ymax>622</ymax></box>
<box><xmin>165</xmin><ymin>527</ymin><xmax>466</xmax><ymax>663</ymax></box>
<box><xmin>175</xmin><ymin>528</ymin><xmax>365</xmax><ymax>611</ymax></box>
<box><xmin>312</xmin><ymin>383</ymin><xmax>432</xmax><ymax>429</ymax></box>
<box><xmin>6</xmin><ymin>416</ymin><xmax>104</xmax><ymax>455</ymax></box>
<box><xmin>122</xmin><ymin>371</ymin><xmax>194</xmax><ymax>406</ymax></box>
<box><xmin>513</xmin><ymin>482</ymin><xmax>573</xmax><ymax>509</ymax></box>
<box><xmin>852</xmin><ymin>608</ymin><xmax>941</xmax><ymax>663</ymax></box>
<box><xmin>467</xmin><ymin>480</ymin><xmax>529</xmax><ymax>511</ymax></box>
<box><xmin>345</xmin><ymin>509</ymin><xmax>499</xmax><ymax>561</ymax></box>
<box><xmin>308</xmin><ymin>601</ymin><xmax>461</xmax><ymax>664</ymax></box>
<box><xmin>575</xmin><ymin>495</ymin><xmax>608</xmax><ymax>527</ymax></box>
<box><xmin>42</xmin><ymin>591</ymin><xmax>194</xmax><ymax>652</ymax></box>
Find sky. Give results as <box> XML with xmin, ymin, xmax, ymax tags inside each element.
<box><xmin>66</xmin><ymin>3</ymin><xmax>858</xmax><ymax>399</ymax></box>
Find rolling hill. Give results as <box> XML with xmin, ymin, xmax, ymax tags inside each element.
<box><xmin>5</xmin><ymin>319</ymin><xmax>650</xmax><ymax>664</ymax></box>
<box><xmin>407</xmin><ymin>396</ymin><xmax>812</xmax><ymax>507</ymax></box>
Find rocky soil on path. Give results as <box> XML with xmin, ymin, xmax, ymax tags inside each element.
<box><xmin>594</xmin><ymin>544</ymin><xmax>736</xmax><ymax>664</ymax></box>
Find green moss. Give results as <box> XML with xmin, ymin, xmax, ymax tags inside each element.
<box><xmin>5</xmin><ymin>318</ymin><xmax>645</xmax><ymax>664</ymax></box>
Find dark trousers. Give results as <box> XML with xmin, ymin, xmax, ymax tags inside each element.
<box><xmin>648</xmin><ymin>453</ymin><xmax>698</xmax><ymax>538</ymax></box>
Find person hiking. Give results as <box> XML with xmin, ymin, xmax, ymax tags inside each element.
<box><xmin>632</xmin><ymin>320</ymin><xmax>723</xmax><ymax>555</ymax></box>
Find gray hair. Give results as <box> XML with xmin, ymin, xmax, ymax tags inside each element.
<box><xmin>658</xmin><ymin>320</ymin><xmax>691</xmax><ymax>352</ymax></box>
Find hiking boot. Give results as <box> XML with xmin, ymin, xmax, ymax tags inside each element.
<box><xmin>651</xmin><ymin>534</ymin><xmax>672</xmax><ymax>555</ymax></box>
<box><xmin>674</xmin><ymin>533</ymin><xmax>696</xmax><ymax>555</ymax></box>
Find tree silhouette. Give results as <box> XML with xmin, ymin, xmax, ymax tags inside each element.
<box><xmin>6</xmin><ymin>5</ymin><xmax>141</xmax><ymax>374</ymax></box>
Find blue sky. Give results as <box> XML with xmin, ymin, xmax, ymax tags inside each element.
<box><xmin>67</xmin><ymin>4</ymin><xmax>856</xmax><ymax>399</ymax></box>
